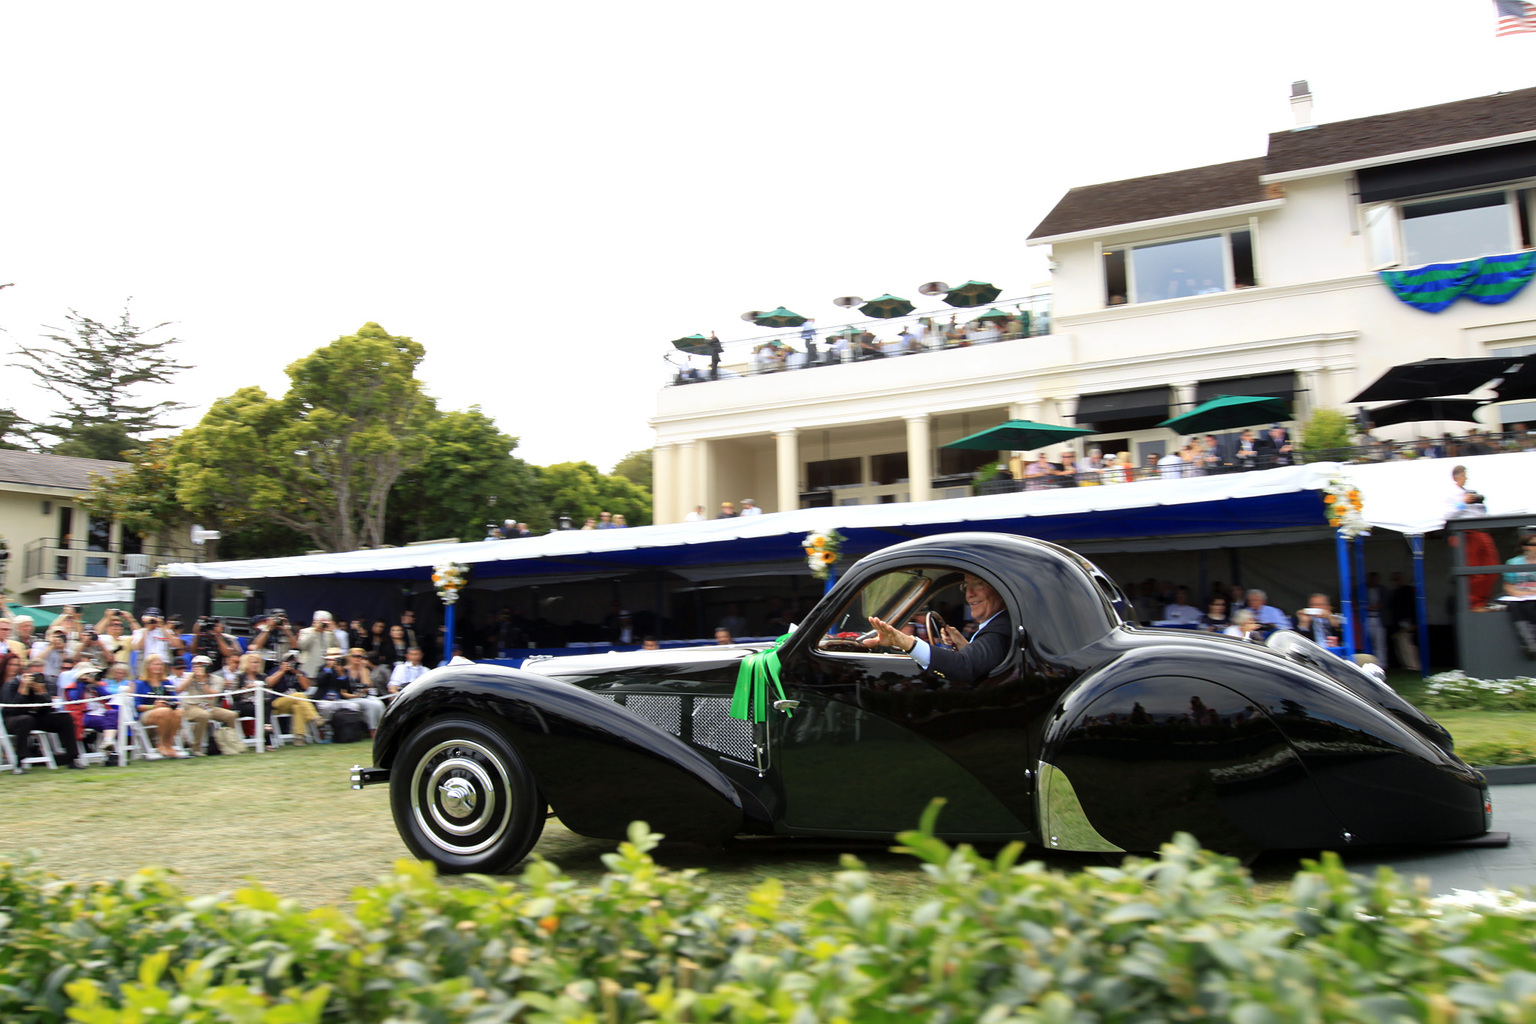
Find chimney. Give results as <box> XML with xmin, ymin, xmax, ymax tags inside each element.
<box><xmin>1290</xmin><ymin>80</ymin><xmax>1314</xmax><ymax>130</ymax></box>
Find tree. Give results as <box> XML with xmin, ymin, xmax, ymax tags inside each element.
<box><xmin>611</xmin><ymin>448</ymin><xmax>653</xmax><ymax>491</ymax></box>
<box><xmin>15</xmin><ymin>302</ymin><xmax>190</xmax><ymax>459</ymax></box>
<box><xmin>172</xmin><ymin>323</ymin><xmax>431</xmax><ymax>551</ymax></box>
<box><xmin>1300</xmin><ymin>409</ymin><xmax>1355</xmax><ymax>451</ymax></box>
<box><xmin>539</xmin><ymin>462</ymin><xmax>652</xmax><ymax>527</ymax></box>
<box><xmin>387</xmin><ymin>406</ymin><xmax>546</xmax><ymax>542</ymax></box>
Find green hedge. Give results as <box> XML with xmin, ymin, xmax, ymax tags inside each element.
<box><xmin>5</xmin><ymin>804</ymin><xmax>1536</xmax><ymax>1022</ymax></box>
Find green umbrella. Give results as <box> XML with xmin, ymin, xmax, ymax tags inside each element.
<box><xmin>670</xmin><ymin>333</ymin><xmax>714</xmax><ymax>355</ymax></box>
<box><xmin>753</xmin><ymin>306</ymin><xmax>808</xmax><ymax>329</ymax></box>
<box><xmin>6</xmin><ymin>603</ymin><xmax>59</xmax><ymax>627</ymax></box>
<box><xmin>943</xmin><ymin>281</ymin><xmax>1002</xmax><ymax>308</ymax></box>
<box><xmin>943</xmin><ymin>419</ymin><xmax>1095</xmax><ymax>452</ymax></box>
<box><xmin>1159</xmin><ymin>395</ymin><xmax>1290</xmax><ymax>434</ymax></box>
<box><xmin>972</xmin><ymin>307</ymin><xmax>1012</xmax><ymax>321</ymax></box>
<box><xmin>828</xmin><ymin>325</ymin><xmax>865</xmax><ymax>338</ymax></box>
<box><xmin>859</xmin><ymin>294</ymin><xmax>916</xmax><ymax>319</ymax></box>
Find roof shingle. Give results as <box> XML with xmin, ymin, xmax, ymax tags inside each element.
<box><xmin>1265</xmin><ymin>86</ymin><xmax>1536</xmax><ymax>176</ymax></box>
<box><xmin>0</xmin><ymin>449</ymin><xmax>129</xmax><ymax>492</ymax></box>
<box><xmin>1028</xmin><ymin>157</ymin><xmax>1266</xmax><ymax>241</ymax></box>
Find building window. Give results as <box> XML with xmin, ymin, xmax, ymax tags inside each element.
<box><xmin>1365</xmin><ymin>186</ymin><xmax>1534</xmax><ymax>269</ymax></box>
<box><xmin>807</xmin><ymin>457</ymin><xmax>861</xmax><ymax>490</ymax></box>
<box><xmin>870</xmin><ymin>452</ymin><xmax>909</xmax><ymax>485</ymax></box>
<box><xmin>1103</xmin><ymin>229</ymin><xmax>1255</xmax><ymax>306</ymax></box>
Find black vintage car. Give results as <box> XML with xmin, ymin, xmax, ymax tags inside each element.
<box><xmin>352</xmin><ymin>533</ymin><xmax>1496</xmax><ymax>874</ymax></box>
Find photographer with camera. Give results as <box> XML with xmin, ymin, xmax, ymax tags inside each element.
<box><xmin>297</xmin><ymin>611</ymin><xmax>343</xmax><ymax>677</ymax></box>
<box><xmin>178</xmin><ymin>655</ymin><xmax>243</xmax><ymax>756</ymax></box>
<box><xmin>266</xmin><ymin>651</ymin><xmax>319</xmax><ymax>745</ymax></box>
<box><xmin>3</xmin><ymin>652</ymin><xmax>84</xmax><ymax>772</ymax></box>
<box><xmin>93</xmin><ymin>609</ymin><xmax>137</xmax><ymax>669</ymax></box>
<box><xmin>251</xmin><ymin>612</ymin><xmax>296</xmax><ymax>670</ymax></box>
<box><xmin>131</xmin><ymin>607</ymin><xmax>185</xmax><ymax>667</ymax></box>
<box><xmin>190</xmin><ymin>616</ymin><xmax>237</xmax><ymax>666</ymax></box>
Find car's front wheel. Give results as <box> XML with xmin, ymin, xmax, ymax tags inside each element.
<box><xmin>389</xmin><ymin>716</ymin><xmax>545</xmax><ymax>874</ymax></box>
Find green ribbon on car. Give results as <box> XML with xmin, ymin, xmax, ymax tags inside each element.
<box><xmin>729</xmin><ymin>633</ymin><xmax>793</xmax><ymax>723</ymax></box>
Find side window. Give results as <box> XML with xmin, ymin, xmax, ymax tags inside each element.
<box><xmin>815</xmin><ymin>566</ymin><xmax>967</xmax><ymax>654</ymax></box>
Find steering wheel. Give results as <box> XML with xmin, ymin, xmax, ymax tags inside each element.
<box><xmin>926</xmin><ymin>611</ymin><xmax>948</xmax><ymax>648</ymax></box>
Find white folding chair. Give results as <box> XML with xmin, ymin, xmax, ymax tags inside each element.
<box><xmin>24</xmin><ymin>730</ymin><xmax>60</xmax><ymax>770</ymax></box>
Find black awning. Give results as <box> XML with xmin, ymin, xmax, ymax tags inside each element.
<box><xmin>1074</xmin><ymin>386</ymin><xmax>1171</xmax><ymax>424</ymax></box>
<box><xmin>1196</xmin><ymin>372</ymin><xmax>1297</xmax><ymax>404</ymax></box>
<box><xmin>1358</xmin><ymin>141</ymin><xmax>1536</xmax><ymax>204</ymax></box>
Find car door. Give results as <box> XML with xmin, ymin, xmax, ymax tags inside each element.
<box><xmin>770</xmin><ymin>563</ymin><xmax>1038</xmax><ymax>839</ymax></box>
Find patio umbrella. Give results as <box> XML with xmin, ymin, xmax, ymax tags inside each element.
<box><xmin>859</xmin><ymin>294</ymin><xmax>916</xmax><ymax>319</ymax></box>
<box><xmin>828</xmin><ymin>325</ymin><xmax>865</xmax><ymax>338</ymax></box>
<box><xmin>943</xmin><ymin>281</ymin><xmax>1002</xmax><ymax>307</ymax></box>
<box><xmin>1492</xmin><ymin>357</ymin><xmax>1536</xmax><ymax>402</ymax></box>
<box><xmin>1364</xmin><ymin>398</ymin><xmax>1485</xmax><ymax>428</ymax></box>
<box><xmin>753</xmin><ymin>306</ymin><xmax>809</xmax><ymax>329</ymax></box>
<box><xmin>943</xmin><ymin>419</ymin><xmax>1095</xmax><ymax>452</ymax></box>
<box><xmin>670</xmin><ymin>333</ymin><xmax>714</xmax><ymax>355</ymax></box>
<box><xmin>972</xmin><ymin>307</ymin><xmax>1012</xmax><ymax>321</ymax></box>
<box><xmin>1349</xmin><ymin>356</ymin><xmax>1519</xmax><ymax>403</ymax></box>
<box><xmin>1159</xmin><ymin>395</ymin><xmax>1290</xmax><ymax>434</ymax></box>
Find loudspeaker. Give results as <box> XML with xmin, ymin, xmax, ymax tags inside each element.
<box><xmin>134</xmin><ymin>578</ymin><xmax>167</xmax><ymax>616</ymax></box>
<box><xmin>162</xmin><ymin>577</ymin><xmax>212</xmax><ymax>628</ymax></box>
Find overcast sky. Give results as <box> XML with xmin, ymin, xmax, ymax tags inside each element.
<box><xmin>2</xmin><ymin>2</ymin><xmax>1530</xmax><ymax>472</ymax></box>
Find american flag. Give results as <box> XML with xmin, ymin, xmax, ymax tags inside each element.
<box><xmin>1494</xmin><ymin>0</ymin><xmax>1536</xmax><ymax>36</ymax></box>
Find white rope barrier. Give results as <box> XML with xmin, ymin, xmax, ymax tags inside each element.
<box><xmin>3</xmin><ymin>683</ymin><xmax>391</xmax><ymax>769</ymax></box>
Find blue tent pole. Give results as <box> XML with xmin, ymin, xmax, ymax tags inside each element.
<box><xmin>1336</xmin><ymin>532</ymin><xmax>1355</xmax><ymax>660</ymax></box>
<box><xmin>1354</xmin><ymin>534</ymin><xmax>1370</xmax><ymax>655</ymax></box>
<box><xmin>823</xmin><ymin>567</ymin><xmax>837</xmax><ymax>596</ymax></box>
<box><xmin>442</xmin><ymin>601</ymin><xmax>457</xmax><ymax>666</ymax></box>
<box><xmin>1410</xmin><ymin>533</ymin><xmax>1430</xmax><ymax>678</ymax></box>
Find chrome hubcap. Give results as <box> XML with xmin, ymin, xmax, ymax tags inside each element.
<box><xmin>410</xmin><ymin>737</ymin><xmax>512</xmax><ymax>856</ymax></box>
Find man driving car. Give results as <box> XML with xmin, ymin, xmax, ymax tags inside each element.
<box><xmin>863</xmin><ymin>574</ymin><xmax>1012</xmax><ymax>684</ymax></box>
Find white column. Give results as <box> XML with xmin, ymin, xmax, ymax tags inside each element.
<box><xmin>697</xmin><ymin>439</ymin><xmax>716</xmax><ymax>516</ymax></box>
<box><xmin>906</xmin><ymin>414</ymin><xmax>933</xmax><ymax>503</ymax></box>
<box><xmin>1171</xmin><ymin>381</ymin><xmax>1198</xmax><ymax>415</ymax></box>
<box><xmin>653</xmin><ymin>443</ymin><xmax>677</xmax><ymax>523</ymax></box>
<box><xmin>1010</xmin><ymin>397</ymin><xmax>1039</xmax><ymax>423</ymax></box>
<box><xmin>774</xmin><ymin>429</ymin><xmax>799</xmax><ymax>513</ymax></box>
<box><xmin>674</xmin><ymin>441</ymin><xmax>698</xmax><ymax>521</ymax></box>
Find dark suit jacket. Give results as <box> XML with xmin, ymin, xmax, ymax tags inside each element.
<box><xmin>925</xmin><ymin>613</ymin><xmax>1013</xmax><ymax>684</ymax></box>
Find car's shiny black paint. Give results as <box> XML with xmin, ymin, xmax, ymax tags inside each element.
<box><xmin>373</xmin><ymin>532</ymin><xmax>1490</xmax><ymax>854</ymax></box>
<box><xmin>377</xmin><ymin>664</ymin><xmax>743</xmax><ymax>843</ymax></box>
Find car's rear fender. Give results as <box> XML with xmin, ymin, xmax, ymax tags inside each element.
<box><xmin>376</xmin><ymin>665</ymin><xmax>743</xmax><ymax>843</ymax></box>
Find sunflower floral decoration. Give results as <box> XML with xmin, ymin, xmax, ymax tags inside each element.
<box><xmin>432</xmin><ymin>561</ymin><xmax>470</xmax><ymax>605</ymax></box>
<box><xmin>1322</xmin><ymin>476</ymin><xmax>1369</xmax><ymax>539</ymax></box>
<box><xmin>802</xmin><ymin>528</ymin><xmax>845</xmax><ymax>580</ymax></box>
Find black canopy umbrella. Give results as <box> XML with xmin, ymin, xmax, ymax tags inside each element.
<box><xmin>943</xmin><ymin>281</ymin><xmax>1002</xmax><ymax>307</ymax></box>
<box><xmin>943</xmin><ymin>419</ymin><xmax>1094</xmax><ymax>452</ymax></box>
<box><xmin>1364</xmin><ymin>398</ymin><xmax>1486</xmax><ymax>428</ymax></box>
<box><xmin>1492</xmin><ymin>357</ymin><xmax>1536</xmax><ymax>402</ymax></box>
<box><xmin>859</xmin><ymin>294</ymin><xmax>916</xmax><ymax>319</ymax></box>
<box><xmin>670</xmin><ymin>334</ymin><xmax>714</xmax><ymax>355</ymax></box>
<box><xmin>752</xmin><ymin>306</ymin><xmax>809</xmax><ymax>329</ymax></box>
<box><xmin>1159</xmin><ymin>395</ymin><xmax>1289</xmax><ymax>434</ymax></box>
<box><xmin>1370</xmin><ymin>399</ymin><xmax>1486</xmax><ymax>429</ymax></box>
<box><xmin>1349</xmin><ymin>356</ymin><xmax>1520</xmax><ymax>403</ymax></box>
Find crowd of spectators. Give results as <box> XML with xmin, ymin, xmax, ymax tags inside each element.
<box><xmin>672</xmin><ymin>309</ymin><xmax>1046</xmax><ymax>384</ymax></box>
<box><xmin>1</xmin><ymin>605</ymin><xmax>439</xmax><ymax>773</ymax></box>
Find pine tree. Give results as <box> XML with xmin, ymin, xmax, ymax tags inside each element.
<box><xmin>15</xmin><ymin>301</ymin><xmax>190</xmax><ymax>460</ymax></box>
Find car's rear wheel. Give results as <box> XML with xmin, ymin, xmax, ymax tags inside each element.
<box><xmin>389</xmin><ymin>716</ymin><xmax>545</xmax><ymax>874</ymax></box>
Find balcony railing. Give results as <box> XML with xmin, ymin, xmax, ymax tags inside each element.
<box><xmin>20</xmin><ymin>539</ymin><xmax>201</xmax><ymax>588</ymax></box>
<box><xmin>666</xmin><ymin>298</ymin><xmax>1052</xmax><ymax>386</ymax></box>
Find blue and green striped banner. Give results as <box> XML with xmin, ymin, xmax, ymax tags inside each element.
<box><xmin>1381</xmin><ymin>251</ymin><xmax>1536</xmax><ymax>313</ymax></box>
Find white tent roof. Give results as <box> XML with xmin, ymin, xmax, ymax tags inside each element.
<box><xmin>156</xmin><ymin>454</ymin><xmax>1536</xmax><ymax>585</ymax></box>
<box><xmin>163</xmin><ymin>464</ymin><xmax>1339</xmax><ymax>582</ymax></box>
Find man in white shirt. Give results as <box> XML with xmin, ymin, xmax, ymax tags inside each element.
<box><xmin>1160</xmin><ymin>587</ymin><xmax>1204</xmax><ymax>624</ymax></box>
<box><xmin>131</xmin><ymin>607</ymin><xmax>183</xmax><ymax>666</ymax></box>
<box><xmin>389</xmin><ymin>647</ymin><xmax>429</xmax><ymax>693</ymax></box>
<box><xmin>683</xmin><ymin>505</ymin><xmax>706</xmax><ymax>522</ymax></box>
<box><xmin>739</xmin><ymin>498</ymin><xmax>763</xmax><ymax>516</ymax></box>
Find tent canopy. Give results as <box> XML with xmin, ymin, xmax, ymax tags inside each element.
<box><xmin>164</xmin><ymin>466</ymin><xmax>1341</xmax><ymax>584</ymax></box>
